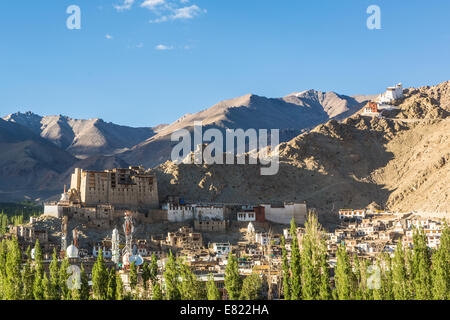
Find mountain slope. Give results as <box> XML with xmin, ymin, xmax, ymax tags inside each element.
<box><xmin>153</xmin><ymin>81</ymin><xmax>450</xmax><ymax>216</ymax></box>
<box><xmin>3</xmin><ymin>112</ymin><xmax>158</xmax><ymax>158</ymax></box>
<box><xmin>123</xmin><ymin>90</ymin><xmax>372</xmax><ymax>168</ymax></box>
<box><xmin>0</xmin><ymin>118</ymin><xmax>77</xmax><ymax>201</ymax></box>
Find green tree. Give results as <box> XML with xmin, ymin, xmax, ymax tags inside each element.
<box><xmin>42</xmin><ymin>272</ymin><xmax>51</xmax><ymax>300</ymax></box>
<box><xmin>431</xmin><ymin>223</ymin><xmax>450</xmax><ymax>300</ymax></box>
<box><xmin>129</xmin><ymin>262</ymin><xmax>138</xmax><ymax>290</ymax></box>
<box><xmin>21</xmin><ymin>256</ymin><xmax>34</xmax><ymax>300</ymax></box>
<box><xmin>280</xmin><ymin>235</ymin><xmax>291</xmax><ymax>300</ymax></box>
<box><xmin>164</xmin><ymin>251</ymin><xmax>181</xmax><ymax>300</ymax></box>
<box><xmin>116</xmin><ymin>272</ymin><xmax>124</xmax><ymax>300</ymax></box>
<box><xmin>107</xmin><ymin>268</ymin><xmax>117</xmax><ymax>300</ymax></box>
<box><xmin>318</xmin><ymin>241</ymin><xmax>331</xmax><ymax>300</ymax></box>
<box><xmin>206</xmin><ymin>274</ymin><xmax>221</xmax><ymax>300</ymax></box>
<box><xmin>80</xmin><ymin>264</ymin><xmax>90</xmax><ymax>300</ymax></box>
<box><xmin>334</xmin><ymin>244</ymin><xmax>353</xmax><ymax>300</ymax></box>
<box><xmin>150</xmin><ymin>253</ymin><xmax>158</xmax><ymax>282</ymax></box>
<box><xmin>239</xmin><ymin>274</ymin><xmax>263</xmax><ymax>300</ymax></box>
<box><xmin>151</xmin><ymin>280</ymin><xmax>163</xmax><ymax>300</ymax></box>
<box><xmin>92</xmin><ymin>249</ymin><xmax>109</xmax><ymax>300</ymax></box>
<box><xmin>180</xmin><ymin>263</ymin><xmax>206</xmax><ymax>300</ymax></box>
<box><xmin>33</xmin><ymin>239</ymin><xmax>43</xmax><ymax>277</ymax></box>
<box><xmin>300</xmin><ymin>213</ymin><xmax>324</xmax><ymax>300</ymax></box>
<box><xmin>392</xmin><ymin>241</ymin><xmax>408</xmax><ymax>300</ymax></box>
<box><xmin>224</xmin><ymin>252</ymin><xmax>242</xmax><ymax>300</ymax></box>
<box><xmin>412</xmin><ymin>227</ymin><xmax>432</xmax><ymax>299</ymax></box>
<box><xmin>5</xmin><ymin>238</ymin><xmax>23</xmax><ymax>299</ymax></box>
<box><xmin>141</xmin><ymin>261</ymin><xmax>150</xmax><ymax>291</ymax></box>
<box><xmin>289</xmin><ymin>218</ymin><xmax>302</xmax><ymax>300</ymax></box>
<box><xmin>59</xmin><ymin>258</ymin><xmax>70</xmax><ymax>300</ymax></box>
<box><xmin>48</xmin><ymin>249</ymin><xmax>60</xmax><ymax>300</ymax></box>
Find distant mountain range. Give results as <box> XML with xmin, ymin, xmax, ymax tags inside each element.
<box><xmin>1</xmin><ymin>89</ymin><xmax>375</xmax><ymax>201</ymax></box>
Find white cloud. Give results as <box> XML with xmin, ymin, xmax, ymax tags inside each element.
<box><xmin>149</xmin><ymin>4</ymin><xmax>206</xmax><ymax>23</ymax></box>
<box><xmin>171</xmin><ymin>5</ymin><xmax>204</xmax><ymax>19</ymax></box>
<box><xmin>141</xmin><ymin>0</ymin><xmax>166</xmax><ymax>10</ymax></box>
<box><xmin>155</xmin><ymin>44</ymin><xmax>174</xmax><ymax>50</ymax></box>
<box><xmin>105</xmin><ymin>34</ymin><xmax>114</xmax><ymax>40</ymax></box>
<box><xmin>114</xmin><ymin>0</ymin><xmax>135</xmax><ymax>11</ymax></box>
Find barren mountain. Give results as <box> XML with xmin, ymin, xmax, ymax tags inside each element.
<box><xmin>0</xmin><ymin>118</ymin><xmax>77</xmax><ymax>201</ymax></box>
<box><xmin>3</xmin><ymin>112</ymin><xmax>158</xmax><ymax>158</ymax></box>
<box><xmin>122</xmin><ymin>91</ymin><xmax>372</xmax><ymax>168</ymax></box>
<box><xmin>153</xmin><ymin>81</ymin><xmax>450</xmax><ymax>217</ymax></box>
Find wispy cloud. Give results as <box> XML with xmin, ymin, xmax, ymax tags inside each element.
<box><xmin>114</xmin><ymin>0</ymin><xmax>135</xmax><ymax>11</ymax></box>
<box><xmin>145</xmin><ymin>1</ymin><xmax>206</xmax><ymax>23</ymax></box>
<box><xmin>105</xmin><ymin>34</ymin><xmax>114</xmax><ymax>40</ymax></box>
<box><xmin>155</xmin><ymin>44</ymin><xmax>174</xmax><ymax>50</ymax></box>
<box><xmin>141</xmin><ymin>0</ymin><xmax>166</xmax><ymax>10</ymax></box>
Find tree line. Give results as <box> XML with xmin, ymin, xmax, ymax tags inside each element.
<box><xmin>281</xmin><ymin>214</ymin><xmax>449</xmax><ymax>300</ymax></box>
<box><xmin>0</xmin><ymin>214</ymin><xmax>448</xmax><ymax>300</ymax></box>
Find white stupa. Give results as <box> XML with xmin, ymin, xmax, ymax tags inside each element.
<box><xmin>66</xmin><ymin>244</ymin><xmax>79</xmax><ymax>258</ymax></box>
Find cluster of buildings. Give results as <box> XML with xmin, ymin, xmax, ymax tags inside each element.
<box><xmin>332</xmin><ymin>209</ymin><xmax>445</xmax><ymax>258</ymax></box>
<box><xmin>4</xmin><ymin>164</ymin><xmax>445</xmax><ymax>299</ymax></box>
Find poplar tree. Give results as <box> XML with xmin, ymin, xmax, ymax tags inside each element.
<box><xmin>21</xmin><ymin>255</ymin><xmax>34</xmax><ymax>300</ymax></box>
<box><xmin>42</xmin><ymin>272</ymin><xmax>51</xmax><ymax>300</ymax></box>
<box><xmin>301</xmin><ymin>213</ymin><xmax>324</xmax><ymax>300</ymax></box>
<box><xmin>431</xmin><ymin>223</ymin><xmax>450</xmax><ymax>300</ymax></box>
<box><xmin>151</xmin><ymin>280</ymin><xmax>163</xmax><ymax>300</ymax></box>
<box><xmin>180</xmin><ymin>263</ymin><xmax>206</xmax><ymax>300</ymax></box>
<box><xmin>0</xmin><ymin>240</ymin><xmax>7</xmax><ymax>299</ymax></box>
<box><xmin>5</xmin><ymin>238</ymin><xmax>22</xmax><ymax>299</ymax></box>
<box><xmin>129</xmin><ymin>262</ymin><xmax>138</xmax><ymax>290</ymax></box>
<box><xmin>116</xmin><ymin>272</ymin><xmax>124</xmax><ymax>300</ymax></box>
<box><xmin>107</xmin><ymin>268</ymin><xmax>117</xmax><ymax>300</ymax></box>
<box><xmin>48</xmin><ymin>249</ymin><xmax>60</xmax><ymax>300</ymax></box>
<box><xmin>392</xmin><ymin>241</ymin><xmax>408</xmax><ymax>300</ymax></box>
<box><xmin>334</xmin><ymin>244</ymin><xmax>353</xmax><ymax>300</ymax></box>
<box><xmin>224</xmin><ymin>252</ymin><xmax>242</xmax><ymax>300</ymax></box>
<box><xmin>412</xmin><ymin>227</ymin><xmax>431</xmax><ymax>299</ymax></box>
<box><xmin>281</xmin><ymin>235</ymin><xmax>291</xmax><ymax>300</ymax></box>
<box><xmin>92</xmin><ymin>249</ymin><xmax>108</xmax><ymax>300</ymax></box>
<box><xmin>372</xmin><ymin>259</ymin><xmax>383</xmax><ymax>300</ymax></box>
<box><xmin>405</xmin><ymin>245</ymin><xmax>415</xmax><ymax>299</ymax></box>
<box><xmin>318</xmin><ymin>244</ymin><xmax>331</xmax><ymax>300</ymax></box>
<box><xmin>382</xmin><ymin>253</ymin><xmax>394</xmax><ymax>300</ymax></box>
<box><xmin>59</xmin><ymin>258</ymin><xmax>70</xmax><ymax>300</ymax></box>
<box><xmin>239</xmin><ymin>274</ymin><xmax>263</xmax><ymax>300</ymax></box>
<box><xmin>289</xmin><ymin>218</ymin><xmax>302</xmax><ymax>300</ymax></box>
<box><xmin>164</xmin><ymin>250</ymin><xmax>181</xmax><ymax>300</ymax></box>
<box><xmin>141</xmin><ymin>261</ymin><xmax>150</xmax><ymax>291</ymax></box>
<box><xmin>353</xmin><ymin>256</ymin><xmax>363</xmax><ymax>300</ymax></box>
<box><xmin>150</xmin><ymin>253</ymin><xmax>158</xmax><ymax>282</ymax></box>
<box><xmin>206</xmin><ymin>274</ymin><xmax>221</xmax><ymax>300</ymax></box>
<box><xmin>79</xmin><ymin>264</ymin><xmax>90</xmax><ymax>300</ymax></box>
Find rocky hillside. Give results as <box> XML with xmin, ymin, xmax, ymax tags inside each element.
<box><xmin>153</xmin><ymin>81</ymin><xmax>450</xmax><ymax>216</ymax></box>
<box><xmin>122</xmin><ymin>91</ymin><xmax>372</xmax><ymax>168</ymax></box>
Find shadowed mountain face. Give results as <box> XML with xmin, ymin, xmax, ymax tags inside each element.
<box><xmin>3</xmin><ymin>112</ymin><xmax>158</xmax><ymax>158</ymax></box>
<box><xmin>0</xmin><ymin>119</ymin><xmax>132</xmax><ymax>201</ymax></box>
<box><xmin>121</xmin><ymin>90</ymin><xmax>372</xmax><ymax>168</ymax></box>
<box><xmin>0</xmin><ymin>118</ymin><xmax>77</xmax><ymax>200</ymax></box>
<box><xmin>153</xmin><ymin>81</ymin><xmax>450</xmax><ymax>216</ymax></box>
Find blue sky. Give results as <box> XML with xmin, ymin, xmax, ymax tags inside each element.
<box><xmin>1</xmin><ymin>0</ymin><xmax>449</xmax><ymax>127</ymax></box>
